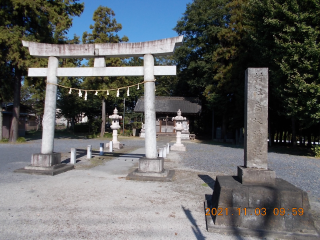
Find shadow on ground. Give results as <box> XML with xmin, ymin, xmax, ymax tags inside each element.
<box><xmin>61</xmin><ymin>149</ymin><xmax>144</xmax><ymax>164</ymax></box>
<box><xmin>182</xmin><ymin>206</ymin><xmax>206</xmax><ymax>240</ymax></box>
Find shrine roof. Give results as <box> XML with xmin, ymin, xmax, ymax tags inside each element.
<box><xmin>134</xmin><ymin>96</ymin><xmax>201</xmax><ymax>115</ymax></box>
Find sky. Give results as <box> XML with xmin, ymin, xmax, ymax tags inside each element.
<box><xmin>67</xmin><ymin>0</ymin><xmax>192</xmax><ymax>43</ymax></box>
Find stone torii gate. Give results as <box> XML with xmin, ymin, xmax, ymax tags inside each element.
<box><xmin>19</xmin><ymin>36</ymin><xmax>183</xmax><ymax>176</ymax></box>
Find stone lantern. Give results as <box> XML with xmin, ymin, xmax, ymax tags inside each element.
<box><xmin>109</xmin><ymin>108</ymin><xmax>123</xmax><ymax>149</ymax></box>
<box><xmin>171</xmin><ymin>109</ymin><xmax>186</xmax><ymax>151</ymax></box>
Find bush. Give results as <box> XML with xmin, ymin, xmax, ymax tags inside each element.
<box><xmin>16</xmin><ymin>137</ymin><xmax>26</xmax><ymax>143</ymax></box>
<box><xmin>312</xmin><ymin>145</ymin><xmax>320</xmax><ymax>158</ymax></box>
<box><xmin>0</xmin><ymin>138</ymin><xmax>9</xmax><ymax>143</ymax></box>
<box><xmin>122</xmin><ymin>129</ymin><xmax>132</xmax><ymax>136</ymax></box>
<box><xmin>131</xmin><ymin>122</ymin><xmax>143</xmax><ymax>129</ymax></box>
<box><xmin>74</xmin><ymin>123</ymin><xmax>89</xmax><ymax>133</ymax></box>
<box><xmin>103</xmin><ymin>132</ymin><xmax>112</xmax><ymax>138</ymax></box>
<box><xmin>86</xmin><ymin>133</ymin><xmax>99</xmax><ymax>139</ymax></box>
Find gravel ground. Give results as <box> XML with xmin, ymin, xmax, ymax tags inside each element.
<box><xmin>0</xmin><ymin>136</ymin><xmax>319</xmax><ymax>239</ymax></box>
<box><xmin>180</xmin><ymin>140</ymin><xmax>320</xmax><ymax>201</ymax></box>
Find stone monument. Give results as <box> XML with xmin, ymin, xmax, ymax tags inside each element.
<box><xmin>15</xmin><ymin>36</ymin><xmax>182</xmax><ymax>176</ymax></box>
<box><xmin>206</xmin><ymin>68</ymin><xmax>318</xmax><ymax>239</ymax></box>
<box><xmin>108</xmin><ymin>108</ymin><xmax>123</xmax><ymax>149</ymax></box>
<box><xmin>171</xmin><ymin>110</ymin><xmax>186</xmax><ymax>151</ymax></box>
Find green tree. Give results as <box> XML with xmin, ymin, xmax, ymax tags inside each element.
<box><xmin>56</xmin><ymin>36</ymin><xmax>86</xmax><ymax>130</ymax></box>
<box><xmin>82</xmin><ymin>6</ymin><xmax>130</xmax><ymax>137</ymax></box>
<box><xmin>246</xmin><ymin>0</ymin><xmax>320</xmax><ymax>145</ymax></box>
<box><xmin>0</xmin><ymin>0</ymin><xmax>83</xmax><ymax>142</ymax></box>
<box><xmin>174</xmin><ymin>0</ymin><xmax>251</xmax><ymax>136</ymax></box>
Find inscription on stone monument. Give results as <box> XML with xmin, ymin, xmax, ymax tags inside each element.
<box><xmin>244</xmin><ymin>68</ymin><xmax>268</xmax><ymax>169</ymax></box>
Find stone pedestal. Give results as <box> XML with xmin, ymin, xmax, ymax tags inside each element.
<box><xmin>139</xmin><ymin>157</ymin><xmax>164</xmax><ymax>172</ymax></box>
<box><xmin>170</xmin><ymin>143</ymin><xmax>186</xmax><ymax>151</ymax></box>
<box><xmin>31</xmin><ymin>152</ymin><xmax>61</xmax><ymax>166</ymax></box>
<box><xmin>126</xmin><ymin>157</ymin><xmax>174</xmax><ymax>182</ymax></box>
<box><xmin>237</xmin><ymin>166</ymin><xmax>276</xmax><ymax>185</ymax></box>
<box><xmin>126</xmin><ymin>157</ymin><xmax>175</xmax><ymax>182</ymax></box>
<box><xmin>206</xmin><ymin>176</ymin><xmax>319</xmax><ymax>239</ymax></box>
<box><xmin>15</xmin><ymin>153</ymin><xmax>73</xmax><ymax>176</ymax></box>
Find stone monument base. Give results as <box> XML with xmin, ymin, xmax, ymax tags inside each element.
<box><xmin>238</xmin><ymin>166</ymin><xmax>276</xmax><ymax>185</ymax></box>
<box><xmin>14</xmin><ymin>152</ymin><xmax>73</xmax><ymax>176</ymax></box>
<box><xmin>171</xmin><ymin>143</ymin><xmax>186</xmax><ymax>151</ymax></box>
<box><xmin>206</xmin><ymin>175</ymin><xmax>319</xmax><ymax>239</ymax></box>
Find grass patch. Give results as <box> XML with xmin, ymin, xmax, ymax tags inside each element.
<box><xmin>0</xmin><ymin>138</ymin><xmax>9</xmax><ymax>143</ymax></box>
<box><xmin>312</xmin><ymin>145</ymin><xmax>320</xmax><ymax>158</ymax></box>
<box><xmin>16</xmin><ymin>137</ymin><xmax>26</xmax><ymax>143</ymax></box>
<box><xmin>201</xmin><ymin>183</ymin><xmax>209</xmax><ymax>187</ymax></box>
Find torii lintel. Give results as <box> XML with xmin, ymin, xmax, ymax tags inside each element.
<box><xmin>22</xmin><ymin>36</ymin><xmax>183</xmax><ymax>58</ymax></box>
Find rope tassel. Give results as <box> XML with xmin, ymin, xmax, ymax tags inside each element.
<box><xmin>69</xmin><ymin>88</ymin><xmax>72</xmax><ymax>94</ymax></box>
<box><xmin>127</xmin><ymin>87</ymin><xmax>130</xmax><ymax>96</ymax></box>
<box><xmin>78</xmin><ymin>90</ymin><xmax>82</xmax><ymax>97</ymax></box>
<box><xmin>116</xmin><ymin>89</ymin><xmax>119</xmax><ymax>97</ymax></box>
<box><xmin>85</xmin><ymin>91</ymin><xmax>87</xmax><ymax>100</ymax></box>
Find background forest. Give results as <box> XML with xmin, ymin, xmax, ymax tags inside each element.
<box><xmin>1</xmin><ymin>0</ymin><xmax>320</xmax><ymax>147</ymax></box>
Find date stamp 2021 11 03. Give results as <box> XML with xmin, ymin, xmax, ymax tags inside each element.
<box><xmin>205</xmin><ymin>207</ymin><xmax>304</xmax><ymax>216</ymax></box>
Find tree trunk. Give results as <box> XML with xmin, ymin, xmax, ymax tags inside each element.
<box><xmin>279</xmin><ymin>131</ymin><xmax>283</xmax><ymax>145</ymax></box>
<box><xmin>100</xmin><ymin>97</ymin><xmax>106</xmax><ymax>138</ymax></box>
<box><xmin>9</xmin><ymin>70</ymin><xmax>21</xmax><ymax>142</ymax></box>
<box><xmin>307</xmin><ymin>131</ymin><xmax>312</xmax><ymax>148</ymax></box>
<box><xmin>212</xmin><ymin>110</ymin><xmax>215</xmax><ymax>140</ymax></box>
<box><xmin>0</xmin><ymin>101</ymin><xmax>3</xmax><ymax>140</ymax></box>
<box><xmin>291</xmin><ymin>117</ymin><xmax>297</xmax><ymax>146</ymax></box>
<box><xmin>222</xmin><ymin>113</ymin><xmax>227</xmax><ymax>141</ymax></box>
<box><xmin>71</xmin><ymin>117</ymin><xmax>75</xmax><ymax>132</ymax></box>
<box><xmin>283</xmin><ymin>131</ymin><xmax>287</xmax><ymax>145</ymax></box>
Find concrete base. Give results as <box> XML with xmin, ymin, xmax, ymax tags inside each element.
<box><xmin>238</xmin><ymin>166</ymin><xmax>276</xmax><ymax>185</ymax></box>
<box><xmin>14</xmin><ymin>164</ymin><xmax>74</xmax><ymax>176</ymax></box>
<box><xmin>171</xmin><ymin>143</ymin><xmax>186</xmax><ymax>151</ymax></box>
<box><xmin>206</xmin><ymin>175</ymin><xmax>319</xmax><ymax>239</ymax></box>
<box><xmin>31</xmin><ymin>152</ymin><xmax>61</xmax><ymax>167</ymax></box>
<box><xmin>139</xmin><ymin>157</ymin><xmax>164</xmax><ymax>172</ymax></box>
<box><xmin>126</xmin><ymin>168</ymin><xmax>175</xmax><ymax>182</ymax></box>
